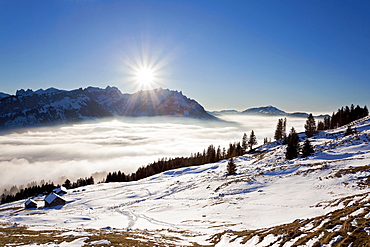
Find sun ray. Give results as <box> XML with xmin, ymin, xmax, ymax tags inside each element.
<box><xmin>118</xmin><ymin>37</ymin><xmax>177</xmax><ymax>92</ymax></box>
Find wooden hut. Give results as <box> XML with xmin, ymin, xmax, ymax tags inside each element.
<box><xmin>44</xmin><ymin>193</ymin><xmax>66</xmax><ymax>208</ymax></box>
<box><xmin>25</xmin><ymin>199</ymin><xmax>37</xmax><ymax>209</ymax></box>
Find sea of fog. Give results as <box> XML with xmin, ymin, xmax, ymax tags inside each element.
<box><xmin>0</xmin><ymin>115</ymin><xmax>307</xmax><ymax>192</ymax></box>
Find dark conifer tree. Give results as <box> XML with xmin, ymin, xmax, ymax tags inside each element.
<box><xmin>242</xmin><ymin>133</ymin><xmax>248</xmax><ymax>153</ymax></box>
<box><xmin>286</xmin><ymin>127</ymin><xmax>300</xmax><ymax>160</ymax></box>
<box><xmin>227</xmin><ymin>157</ymin><xmax>236</xmax><ymax>176</ymax></box>
<box><xmin>324</xmin><ymin>117</ymin><xmax>331</xmax><ymax>130</ymax></box>
<box><xmin>216</xmin><ymin>146</ymin><xmax>221</xmax><ymax>161</ymax></box>
<box><xmin>305</xmin><ymin>113</ymin><xmax>317</xmax><ymax>137</ymax></box>
<box><xmin>62</xmin><ymin>179</ymin><xmax>72</xmax><ymax>189</ymax></box>
<box><xmin>330</xmin><ymin>112</ymin><xmax>337</xmax><ymax>129</ymax></box>
<box><xmin>317</xmin><ymin>121</ymin><xmax>325</xmax><ymax>131</ymax></box>
<box><xmin>354</xmin><ymin>105</ymin><xmax>362</xmax><ymax>120</ymax></box>
<box><xmin>274</xmin><ymin>118</ymin><xmax>284</xmax><ymax>141</ymax></box>
<box><xmin>301</xmin><ymin>139</ymin><xmax>314</xmax><ymax>158</ymax></box>
<box><xmin>248</xmin><ymin>130</ymin><xmax>257</xmax><ymax>151</ymax></box>
<box><xmin>350</xmin><ymin>104</ymin><xmax>355</xmax><ymax>121</ymax></box>
<box><xmin>363</xmin><ymin>105</ymin><xmax>369</xmax><ymax>117</ymax></box>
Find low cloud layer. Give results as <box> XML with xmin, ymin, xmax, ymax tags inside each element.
<box><xmin>0</xmin><ymin>115</ymin><xmax>307</xmax><ymax>192</ymax></box>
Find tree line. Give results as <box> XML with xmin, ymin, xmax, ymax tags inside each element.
<box><xmin>62</xmin><ymin>176</ymin><xmax>94</xmax><ymax>190</ymax></box>
<box><xmin>1</xmin><ymin>182</ymin><xmax>56</xmax><ymax>204</ymax></box>
<box><xmin>104</xmin><ymin>130</ymin><xmax>258</xmax><ymax>183</ymax></box>
<box><xmin>0</xmin><ymin>176</ymin><xmax>94</xmax><ymax>205</ymax></box>
<box><xmin>318</xmin><ymin>104</ymin><xmax>368</xmax><ymax>131</ymax></box>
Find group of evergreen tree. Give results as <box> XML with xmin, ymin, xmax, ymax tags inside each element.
<box><xmin>285</xmin><ymin>113</ymin><xmax>320</xmax><ymax>160</ymax></box>
<box><xmin>301</xmin><ymin>139</ymin><xmax>315</xmax><ymax>158</ymax></box>
<box><xmin>104</xmin><ymin>144</ymin><xmax>236</xmax><ymax>182</ymax></box>
<box><xmin>274</xmin><ymin>118</ymin><xmax>287</xmax><ymax>141</ymax></box>
<box><xmin>62</xmin><ymin>176</ymin><xmax>94</xmax><ymax>190</ymax></box>
<box><xmin>282</xmin><ymin>104</ymin><xmax>368</xmax><ymax>161</ymax></box>
<box><xmin>104</xmin><ymin>130</ymin><xmax>258</xmax><ymax>182</ymax></box>
<box><xmin>317</xmin><ymin>104</ymin><xmax>368</xmax><ymax>130</ymax></box>
<box><xmin>242</xmin><ymin>130</ymin><xmax>258</xmax><ymax>151</ymax></box>
<box><xmin>263</xmin><ymin>137</ymin><xmax>271</xmax><ymax>145</ymax></box>
<box><xmin>1</xmin><ymin>182</ymin><xmax>56</xmax><ymax>205</ymax></box>
<box><xmin>285</xmin><ymin>127</ymin><xmax>315</xmax><ymax>160</ymax></box>
<box><xmin>105</xmin><ymin>171</ymin><xmax>127</xmax><ymax>183</ymax></box>
<box><xmin>1</xmin><ymin>176</ymin><xmax>95</xmax><ymax>205</ymax></box>
<box><xmin>304</xmin><ymin>114</ymin><xmax>317</xmax><ymax>137</ymax></box>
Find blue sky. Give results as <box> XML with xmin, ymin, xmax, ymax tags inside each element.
<box><xmin>0</xmin><ymin>0</ymin><xmax>369</xmax><ymax>113</ymax></box>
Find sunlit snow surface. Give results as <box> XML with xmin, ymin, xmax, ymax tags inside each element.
<box><xmin>1</xmin><ymin>116</ymin><xmax>370</xmax><ymax>246</ymax></box>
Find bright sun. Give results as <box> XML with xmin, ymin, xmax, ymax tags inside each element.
<box><xmin>136</xmin><ymin>68</ymin><xmax>155</xmax><ymax>86</ymax></box>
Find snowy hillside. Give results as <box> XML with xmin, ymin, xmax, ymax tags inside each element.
<box><xmin>0</xmin><ymin>87</ymin><xmax>216</xmax><ymax>129</ymax></box>
<box><xmin>0</xmin><ymin>117</ymin><xmax>370</xmax><ymax>246</ymax></box>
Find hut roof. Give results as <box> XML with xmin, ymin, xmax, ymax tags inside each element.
<box><xmin>53</xmin><ymin>186</ymin><xmax>67</xmax><ymax>194</ymax></box>
<box><xmin>44</xmin><ymin>193</ymin><xmax>65</xmax><ymax>204</ymax></box>
<box><xmin>25</xmin><ymin>199</ymin><xmax>37</xmax><ymax>205</ymax></box>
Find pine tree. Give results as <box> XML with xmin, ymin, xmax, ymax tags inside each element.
<box><xmin>317</xmin><ymin>120</ymin><xmax>325</xmax><ymax>131</ymax></box>
<box><xmin>274</xmin><ymin>118</ymin><xmax>283</xmax><ymax>141</ymax></box>
<box><xmin>283</xmin><ymin>118</ymin><xmax>287</xmax><ymax>139</ymax></box>
<box><xmin>286</xmin><ymin>127</ymin><xmax>300</xmax><ymax>160</ymax></box>
<box><xmin>242</xmin><ymin>133</ymin><xmax>248</xmax><ymax>153</ymax></box>
<box><xmin>305</xmin><ymin>113</ymin><xmax>317</xmax><ymax>137</ymax></box>
<box><xmin>364</xmin><ymin>105</ymin><xmax>369</xmax><ymax>117</ymax></box>
<box><xmin>301</xmin><ymin>139</ymin><xmax>314</xmax><ymax>158</ymax></box>
<box><xmin>227</xmin><ymin>157</ymin><xmax>236</xmax><ymax>176</ymax></box>
<box><xmin>324</xmin><ymin>117</ymin><xmax>331</xmax><ymax>130</ymax></box>
<box><xmin>248</xmin><ymin>130</ymin><xmax>257</xmax><ymax>151</ymax></box>
<box><xmin>62</xmin><ymin>179</ymin><xmax>72</xmax><ymax>189</ymax></box>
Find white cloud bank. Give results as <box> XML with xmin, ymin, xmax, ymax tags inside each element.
<box><xmin>0</xmin><ymin>115</ymin><xmax>307</xmax><ymax>191</ymax></box>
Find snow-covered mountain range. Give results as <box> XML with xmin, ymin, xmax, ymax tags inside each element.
<box><xmin>211</xmin><ymin>105</ymin><xmax>329</xmax><ymax>118</ymax></box>
<box><xmin>1</xmin><ymin>116</ymin><xmax>369</xmax><ymax>246</ymax></box>
<box><xmin>0</xmin><ymin>87</ymin><xmax>217</xmax><ymax>128</ymax></box>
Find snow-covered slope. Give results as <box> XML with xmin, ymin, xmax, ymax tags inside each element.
<box><xmin>0</xmin><ymin>87</ymin><xmax>217</xmax><ymax>129</ymax></box>
<box><xmin>0</xmin><ymin>117</ymin><xmax>370</xmax><ymax>246</ymax></box>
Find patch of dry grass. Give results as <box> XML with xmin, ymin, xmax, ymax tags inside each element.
<box><xmin>210</xmin><ymin>192</ymin><xmax>370</xmax><ymax>247</ymax></box>
<box><xmin>0</xmin><ymin>223</ymin><xmax>213</xmax><ymax>247</ymax></box>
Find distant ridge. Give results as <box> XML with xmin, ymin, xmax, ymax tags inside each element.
<box><xmin>210</xmin><ymin>105</ymin><xmax>329</xmax><ymax>118</ymax></box>
<box><xmin>242</xmin><ymin>105</ymin><xmax>286</xmax><ymax>116</ymax></box>
<box><xmin>0</xmin><ymin>87</ymin><xmax>217</xmax><ymax>129</ymax></box>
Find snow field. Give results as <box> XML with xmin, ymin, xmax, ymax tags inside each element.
<box><xmin>1</xmin><ymin>117</ymin><xmax>370</xmax><ymax>246</ymax></box>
